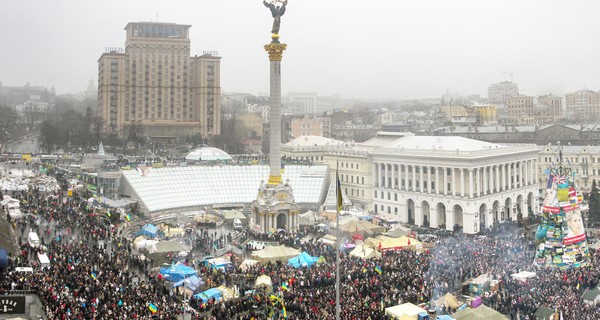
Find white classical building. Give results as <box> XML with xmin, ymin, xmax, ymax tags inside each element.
<box><xmin>372</xmin><ymin>136</ymin><xmax>540</xmax><ymax>234</ymax></box>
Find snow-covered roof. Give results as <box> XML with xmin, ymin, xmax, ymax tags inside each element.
<box><xmin>186</xmin><ymin>146</ymin><xmax>232</xmax><ymax>161</ymax></box>
<box><xmin>285</xmin><ymin>135</ymin><xmax>345</xmax><ymax>147</ymax></box>
<box><xmin>383</xmin><ymin>136</ymin><xmax>507</xmax><ymax>152</ymax></box>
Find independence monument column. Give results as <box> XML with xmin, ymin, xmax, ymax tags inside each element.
<box><xmin>252</xmin><ymin>0</ymin><xmax>299</xmax><ymax>234</ymax></box>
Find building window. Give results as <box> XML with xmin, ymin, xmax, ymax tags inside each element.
<box><xmin>394</xmin><ymin>193</ymin><xmax>398</xmax><ymax>201</ymax></box>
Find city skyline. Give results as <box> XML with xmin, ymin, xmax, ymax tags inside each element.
<box><xmin>1</xmin><ymin>0</ymin><xmax>600</xmax><ymax>99</ymax></box>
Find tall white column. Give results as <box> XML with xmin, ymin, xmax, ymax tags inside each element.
<box><xmin>435</xmin><ymin>167</ymin><xmax>439</xmax><ymax>194</ymax></box>
<box><xmin>495</xmin><ymin>165</ymin><xmax>500</xmax><ymax>192</ymax></box>
<box><xmin>469</xmin><ymin>169</ymin><xmax>474</xmax><ymax>198</ymax></box>
<box><xmin>444</xmin><ymin>167</ymin><xmax>448</xmax><ymax>195</ymax></box>
<box><xmin>427</xmin><ymin>166</ymin><xmax>432</xmax><ymax>194</ymax></box>
<box><xmin>476</xmin><ymin>168</ymin><xmax>481</xmax><ymax>196</ymax></box>
<box><xmin>405</xmin><ymin>165</ymin><xmax>409</xmax><ymax>191</ymax></box>
<box><xmin>508</xmin><ymin>163</ymin><xmax>512</xmax><ymax>189</ymax></box>
<box><xmin>383</xmin><ymin>164</ymin><xmax>387</xmax><ymax>188</ymax></box>
<box><xmin>483</xmin><ymin>166</ymin><xmax>488</xmax><ymax>195</ymax></box>
<box><xmin>501</xmin><ymin>163</ymin><xmax>506</xmax><ymax>191</ymax></box>
<box><xmin>451</xmin><ymin>168</ymin><xmax>456</xmax><ymax>196</ymax></box>
<box><xmin>391</xmin><ymin>165</ymin><xmax>396</xmax><ymax>189</ymax></box>
<box><xmin>534</xmin><ymin>160</ymin><xmax>538</xmax><ymax>185</ymax></box>
<box><xmin>519</xmin><ymin>161</ymin><xmax>524</xmax><ymax>187</ymax></box>
<box><xmin>420</xmin><ymin>166</ymin><xmax>424</xmax><ymax>193</ymax></box>
<box><xmin>460</xmin><ymin>169</ymin><xmax>465</xmax><ymax>197</ymax></box>
<box><xmin>411</xmin><ymin>166</ymin><xmax>417</xmax><ymax>192</ymax></box>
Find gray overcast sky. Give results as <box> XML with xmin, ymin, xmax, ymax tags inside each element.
<box><xmin>1</xmin><ymin>0</ymin><xmax>600</xmax><ymax>100</ymax></box>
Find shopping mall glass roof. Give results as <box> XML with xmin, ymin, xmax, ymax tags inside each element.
<box><xmin>121</xmin><ymin>165</ymin><xmax>329</xmax><ymax>213</ymax></box>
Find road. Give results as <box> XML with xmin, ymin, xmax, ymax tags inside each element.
<box><xmin>2</xmin><ymin>133</ymin><xmax>40</xmax><ymax>154</ymax></box>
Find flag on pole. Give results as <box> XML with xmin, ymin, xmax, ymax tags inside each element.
<box><xmin>336</xmin><ymin>170</ymin><xmax>343</xmax><ymax>212</ymax></box>
<box><xmin>125</xmin><ymin>214</ymin><xmax>131</xmax><ymax>221</ymax></box>
<box><xmin>148</xmin><ymin>303</ymin><xmax>158</xmax><ymax>313</ymax></box>
<box><xmin>281</xmin><ymin>282</ymin><xmax>288</xmax><ymax>291</ymax></box>
<box><xmin>90</xmin><ymin>272</ymin><xmax>97</xmax><ymax>280</ymax></box>
<box><xmin>107</xmin><ymin>210</ymin><xmax>111</xmax><ymax>218</ymax></box>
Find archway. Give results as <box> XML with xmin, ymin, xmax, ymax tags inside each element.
<box><xmin>516</xmin><ymin>194</ymin><xmax>524</xmax><ymax>221</ymax></box>
<box><xmin>492</xmin><ymin>200</ymin><xmax>500</xmax><ymax>223</ymax></box>
<box><xmin>479</xmin><ymin>203</ymin><xmax>487</xmax><ymax>229</ymax></box>
<box><xmin>437</xmin><ymin>203</ymin><xmax>446</xmax><ymax>228</ymax></box>
<box><xmin>276</xmin><ymin>213</ymin><xmax>287</xmax><ymax>230</ymax></box>
<box><xmin>527</xmin><ymin>192</ymin><xmax>535</xmax><ymax>216</ymax></box>
<box><xmin>453</xmin><ymin>204</ymin><xmax>463</xmax><ymax>232</ymax></box>
<box><xmin>421</xmin><ymin>201</ymin><xmax>431</xmax><ymax>227</ymax></box>
<box><xmin>407</xmin><ymin>199</ymin><xmax>415</xmax><ymax>224</ymax></box>
<box><xmin>504</xmin><ymin>198</ymin><xmax>512</xmax><ymax>221</ymax></box>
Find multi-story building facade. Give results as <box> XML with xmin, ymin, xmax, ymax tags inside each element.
<box><xmin>564</xmin><ymin>89</ymin><xmax>600</xmax><ymax>119</ymax></box>
<box><xmin>538</xmin><ymin>94</ymin><xmax>563</xmax><ymax>120</ymax></box>
<box><xmin>537</xmin><ymin>144</ymin><xmax>600</xmax><ymax>195</ymax></box>
<box><xmin>372</xmin><ymin>136</ymin><xmax>540</xmax><ymax>234</ymax></box>
<box><xmin>290</xmin><ymin>116</ymin><xmax>330</xmax><ymax>138</ymax></box>
<box><xmin>506</xmin><ymin>95</ymin><xmax>535</xmax><ymax>124</ymax></box>
<box><xmin>488</xmin><ymin>81</ymin><xmax>519</xmax><ymax>104</ymax></box>
<box><xmin>98</xmin><ymin>22</ymin><xmax>221</xmax><ymax>141</ymax></box>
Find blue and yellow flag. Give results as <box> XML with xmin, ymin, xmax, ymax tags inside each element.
<box><xmin>125</xmin><ymin>214</ymin><xmax>131</xmax><ymax>221</ymax></box>
<box><xmin>148</xmin><ymin>303</ymin><xmax>158</xmax><ymax>313</ymax></box>
<box><xmin>90</xmin><ymin>272</ymin><xmax>97</xmax><ymax>280</ymax></box>
<box><xmin>374</xmin><ymin>266</ymin><xmax>382</xmax><ymax>275</ymax></box>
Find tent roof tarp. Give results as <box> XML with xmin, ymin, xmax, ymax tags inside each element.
<box><xmin>299</xmin><ymin>210</ymin><xmax>321</xmax><ymax>225</ymax></box>
<box><xmin>288</xmin><ymin>252</ymin><xmax>319</xmax><ymax>268</ymax></box>
<box><xmin>453</xmin><ymin>304</ymin><xmax>508</xmax><ymax>320</ymax></box>
<box><xmin>251</xmin><ymin>245</ymin><xmax>300</xmax><ymax>263</ymax></box>
<box><xmin>222</xmin><ymin>210</ymin><xmax>247</xmax><ymax>221</ymax></box>
<box><xmin>339</xmin><ymin>219</ymin><xmax>386</xmax><ymax>236</ymax></box>
<box><xmin>136</xmin><ymin>224</ymin><xmax>159</xmax><ymax>238</ymax></box>
<box><xmin>194</xmin><ymin>287</ymin><xmax>223</xmax><ymax>303</ymax></box>
<box><xmin>159</xmin><ymin>262</ymin><xmax>197</xmax><ymax>283</ymax></box>
<box><xmin>173</xmin><ymin>275</ymin><xmax>204</xmax><ymax>292</ymax></box>
<box><xmin>349</xmin><ymin>244</ymin><xmax>381</xmax><ymax>260</ymax></box>
<box><xmin>436</xmin><ymin>293</ymin><xmax>460</xmax><ymax>309</ymax></box>
<box><xmin>380</xmin><ymin>236</ymin><xmax>421</xmax><ymax>251</ymax></box>
<box><xmin>385</xmin><ymin>303</ymin><xmax>426</xmax><ymax>319</ymax></box>
<box><xmin>150</xmin><ymin>239</ymin><xmax>189</xmax><ymax>253</ymax></box>
<box><xmin>533</xmin><ymin>306</ymin><xmax>553</xmax><ymax>319</ymax></box>
<box><xmin>239</xmin><ymin>259</ymin><xmax>259</xmax><ymax>272</ymax></box>
<box><xmin>255</xmin><ymin>275</ymin><xmax>272</xmax><ymax>289</ymax></box>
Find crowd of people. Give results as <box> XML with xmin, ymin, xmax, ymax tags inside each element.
<box><xmin>0</xmin><ymin>178</ymin><xmax>599</xmax><ymax>319</ymax></box>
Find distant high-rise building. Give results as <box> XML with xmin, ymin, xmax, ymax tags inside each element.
<box><xmin>98</xmin><ymin>22</ymin><xmax>221</xmax><ymax>141</ymax></box>
<box><xmin>488</xmin><ymin>81</ymin><xmax>519</xmax><ymax>104</ymax></box>
<box><xmin>564</xmin><ymin>89</ymin><xmax>600</xmax><ymax>119</ymax></box>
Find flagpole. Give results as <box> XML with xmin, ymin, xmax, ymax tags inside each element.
<box><xmin>335</xmin><ymin>160</ymin><xmax>341</xmax><ymax>320</ymax></box>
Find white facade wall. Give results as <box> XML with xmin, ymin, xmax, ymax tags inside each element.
<box><xmin>372</xmin><ymin>145</ymin><xmax>539</xmax><ymax>234</ymax></box>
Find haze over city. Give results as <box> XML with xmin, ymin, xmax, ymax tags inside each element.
<box><xmin>2</xmin><ymin>0</ymin><xmax>600</xmax><ymax>99</ymax></box>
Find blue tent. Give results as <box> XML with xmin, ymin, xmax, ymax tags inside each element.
<box><xmin>173</xmin><ymin>275</ymin><xmax>204</xmax><ymax>292</ymax></box>
<box><xmin>288</xmin><ymin>252</ymin><xmax>319</xmax><ymax>269</ymax></box>
<box><xmin>0</xmin><ymin>248</ymin><xmax>8</xmax><ymax>268</ymax></box>
<box><xmin>193</xmin><ymin>287</ymin><xmax>223</xmax><ymax>303</ymax></box>
<box><xmin>136</xmin><ymin>224</ymin><xmax>159</xmax><ymax>238</ymax></box>
<box><xmin>159</xmin><ymin>262</ymin><xmax>197</xmax><ymax>282</ymax></box>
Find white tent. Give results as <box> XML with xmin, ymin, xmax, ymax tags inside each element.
<box><xmin>239</xmin><ymin>259</ymin><xmax>260</xmax><ymax>271</ymax></box>
<box><xmin>299</xmin><ymin>210</ymin><xmax>321</xmax><ymax>226</ymax></box>
<box><xmin>349</xmin><ymin>244</ymin><xmax>381</xmax><ymax>259</ymax></box>
<box><xmin>511</xmin><ymin>271</ymin><xmax>536</xmax><ymax>282</ymax></box>
<box><xmin>251</xmin><ymin>245</ymin><xmax>300</xmax><ymax>263</ymax></box>
<box><xmin>385</xmin><ymin>302</ymin><xmax>426</xmax><ymax>319</ymax></box>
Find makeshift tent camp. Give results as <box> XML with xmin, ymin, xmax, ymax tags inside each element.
<box><xmin>159</xmin><ymin>262</ymin><xmax>197</xmax><ymax>282</ymax></box>
<box><xmin>222</xmin><ymin>210</ymin><xmax>247</xmax><ymax>223</ymax></box>
<box><xmin>453</xmin><ymin>304</ymin><xmax>508</xmax><ymax>320</ymax></box>
<box><xmin>339</xmin><ymin>219</ymin><xmax>385</xmax><ymax>236</ymax></box>
<box><xmin>173</xmin><ymin>275</ymin><xmax>204</xmax><ymax>292</ymax></box>
<box><xmin>349</xmin><ymin>244</ymin><xmax>381</xmax><ymax>259</ymax></box>
<box><xmin>387</xmin><ymin>227</ymin><xmax>410</xmax><ymax>238</ymax></box>
<box><xmin>206</xmin><ymin>257</ymin><xmax>232</xmax><ymax>272</ymax></box>
<box><xmin>299</xmin><ymin>210</ymin><xmax>321</xmax><ymax>226</ymax></box>
<box><xmin>379</xmin><ymin>236</ymin><xmax>421</xmax><ymax>252</ymax></box>
<box><xmin>136</xmin><ymin>224</ymin><xmax>159</xmax><ymax>238</ymax></box>
<box><xmin>436</xmin><ymin>293</ymin><xmax>461</xmax><ymax>309</ymax></box>
<box><xmin>251</xmin><ymin>245</ymin><xmax>300</xmax><ymax>263</ymax></box>
<box><xmin>239</xmin><ymin>259</ymin><xmax>259</xmax><ymax>271</ymax></box>
<box><xmin>149</xmin><ymin>239</ymin><xmax>189</xmax><ymax>254</ymax></box>
<box><xmin>288</xmin><ymin>252</ymin><xmax>319</xmax><ymax>268</ymax></box>
<box><xmin>385</xmin><ymin>303</ymin><xmax>426</xmax><ymax>319</ymax></box>
<box><xmin>194</xmin><ymin>287</ymin><xmax>223</xmax><ymax>303</ymax></box>
<box><xmin>319</xmin><ymin>235</ymin><xmax>337</xmax><ymax>245</ymax></box>
<box><xmin>255</xmin><ymin>275</ymin><xmax>273</xmax><ymax>294</ymax></box>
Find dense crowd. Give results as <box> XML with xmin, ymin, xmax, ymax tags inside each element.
<box><xmin>0</xmin><ymin>184</ymin><xmax>599</xmax><ymax>319</ymax></box>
